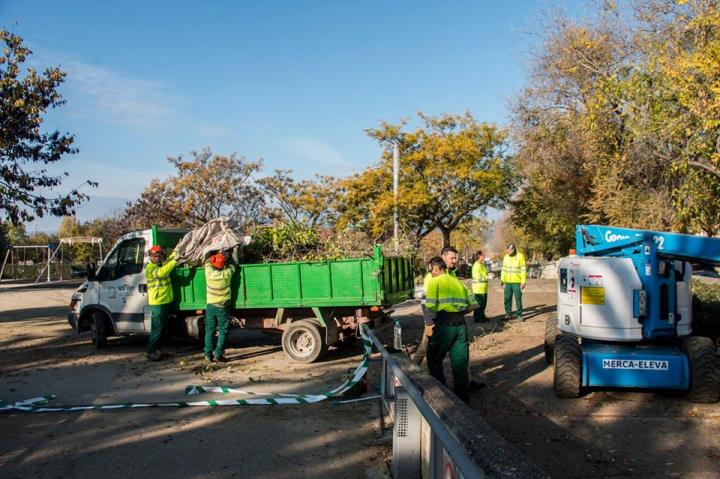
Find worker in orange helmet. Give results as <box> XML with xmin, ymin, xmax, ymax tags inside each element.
<box><xmin>203</xmin><ymin>250</ymin><xmax>236</xmax><ymax>363</ymax></box>
<box><xmin>145</xmin><ymin>245</ymin><xmax>178</xmax><ymax>361</ymax></box>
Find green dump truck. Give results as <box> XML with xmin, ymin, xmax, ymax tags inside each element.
<box><xmin>68</xmin><ymin>226</ymin><xmax>414</xmax><ymax>362</ymax></box>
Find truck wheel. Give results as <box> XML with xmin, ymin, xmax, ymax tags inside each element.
<box><xmin>554</xmin><ymin>334</ymin><xmax>582</xmax><ymax>398</ymax></box>
<box><xmin>90</xmin><ymin>312</ymin><xmax>109</xmax><ymax>349</ymax></box>
<box><xmin>282</xmin><ymin>320</ymin><xmax>327</xmax><ymax>363</ymax></box>
<box><xmin>544</xmin><ymin>317</ymin><xmax>558</xmax><ymax>365</ymax></box>
<box><xmin>683</xmin><ymin>336</ymin><xmax>720</xmax><ymax>403</ymax></box>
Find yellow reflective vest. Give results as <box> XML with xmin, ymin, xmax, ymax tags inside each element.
<box><xmin>501</xmin><ymin>253</ymin><xmax>526</xmax><ymax>284</ymax></box>
<box><xmin>146</xmin><ymin>259</ymin><xmax>178</xmax><ymax>306</ymax></box>
<box><xmin>424</xmin><ymin>273</ymin><xmax>475</xmax><ymax>319</ymax></box>
<box><xmin>471</xmin><ymin>261</ymin><xmax>489</xmax><ymax>294</ymax></box>
<box><xmin>205</xmin><ymin>263</ymin><xmax>236</xmax><ymax>305</ymax></box>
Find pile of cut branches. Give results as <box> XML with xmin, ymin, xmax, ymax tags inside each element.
<box><xmin>240</xmin><ymin>222</ymin><xmax>416</xmax><ymax>263</ymax></box>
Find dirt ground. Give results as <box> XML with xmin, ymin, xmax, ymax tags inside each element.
<box><xmin>0</xmin><ymin>284</ymin><xmax>391</xmax><ymax>479</ymax></box>
<box><xmin>2</xmin><ymin>279</ymin><xmax>720</xmax><ymax>479</ymax></box>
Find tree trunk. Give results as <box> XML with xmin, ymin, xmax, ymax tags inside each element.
<box><xmin>439</xmin><ymin>226</ymin><xmax>451</xmax><ymax>248</ymax></box>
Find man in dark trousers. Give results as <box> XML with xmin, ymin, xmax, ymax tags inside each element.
<box><xmin>423</xmin><ymin>256</ymin><xmax>476</xmax><ymax>403</ymax></box>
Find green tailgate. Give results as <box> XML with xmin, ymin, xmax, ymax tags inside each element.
<box><xmin>171</xmin><ymin>244</ymin><xmax>413</xmax><ymax>310</ymax></box>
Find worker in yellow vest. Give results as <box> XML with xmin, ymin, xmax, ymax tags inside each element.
<box><xmin>501</xmin><ymin>243</ymin><xmax>527</xmax><ymax>320</ymax></box>
<box><xmin>145</xmin><ymin>245</ymin><xmax>178</xmax><ymax>361</ymax></box>
<box><xmin>424</xmin><ymin>256</ymin><xmax>476</xmax><ymax>402</ymax></box>
<box><xmin>471</xmin><ymin>250</ymin><xmax>489</xmax><ymax>323</ymax></box>
<box><xmin>204</xmin><ymin>251</ymin><xmax>236</xmax><ymax>363</ymax></box>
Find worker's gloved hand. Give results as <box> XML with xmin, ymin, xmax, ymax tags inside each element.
<box><xmin>167</xmin><ymin>250</ymin><xmax>176</xmax><ymax>260</ymax></box>
<box><xmin>521</xmin><ymin>283</ymin><xmax>526</xmax><ymax>291</ymax></box>
<box><xmin>424</xmin><ymin>324</ymin><xmax>434</xmax><ymax>337</ymax></box>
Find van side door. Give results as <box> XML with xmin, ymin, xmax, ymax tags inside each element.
<box><xmin>96</xmin><ymin>237</ymin><xmax>147</xmax><ymax>333</ymax></box>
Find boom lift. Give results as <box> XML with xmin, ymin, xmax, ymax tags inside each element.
<box><xmin>547</xmin><ymin>225</ymin><xmax>720</xmax><ymax>402</ymax></box>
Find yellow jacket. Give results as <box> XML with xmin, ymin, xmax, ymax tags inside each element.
<box><xmin>471</xmin><ymin>261</ymin><xmax>489</xmax><ymax>294</ymax></box>
<box><xmin>146</xmin><ymin>259</ymin><xmax>178</xmax><ymax>306</ymax></box>
<box><xmin>501</xmin><ymin>253</ymin><xmax>526</xmax><ymax>284</ymax></box>
<box><xmin>205</xmin><ymin>263</ymin><xmax>236</xmax><ymax>305</ymax></box>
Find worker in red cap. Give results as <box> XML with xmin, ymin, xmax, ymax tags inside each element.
<box><xmin>145</xmin><ymin>245</ymin><xmax>178</xmax><ymax>361</ymax></box>
<box><xmin>203</xmin><ymin>250</ymin><xmax>236</xmax><ymax>363</ymax></box>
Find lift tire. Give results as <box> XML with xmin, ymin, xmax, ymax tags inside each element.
<box><xmin>90</xmin><ymin>312</ymin><xmax>109</xmax><ymax>349</ymax></box>
<box><xmin>554</xmin><ymin>334</ymin><xmax>582</xmax><ymax>398</ymax></box>
<box><xmin>683</xmin><ymin>336</ymin><xmax>720</xmax><ymax>403</ymax></box>
<box><xmin>544</xmin><ymin>317</ymin><xmax>558</xmax><ymax>365</ymax></box>
<box><xmin>282</xmin><ymin>320</ymin><xmax>328</xmax><ymax>363</ymax></box>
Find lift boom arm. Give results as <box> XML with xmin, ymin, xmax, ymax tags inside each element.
<box><xmin>576</xmin><ymin>225</ymin><xmax>720</xmax><ymax>266</ymax></box>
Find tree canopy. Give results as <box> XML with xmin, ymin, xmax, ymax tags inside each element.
<box><xmin>0</xmin><ymin>29</ymin><xmax>94</xmax><ymax>225</ymax></box>
<box><xmin>510</xmin><ymin>0</ymin><xmax>720</xmax><ymax>257</ymax></box>
<box><xmin>338</xmin><ymin>112</ymin><xmax>517</xmax><ymax>247</ymax></box>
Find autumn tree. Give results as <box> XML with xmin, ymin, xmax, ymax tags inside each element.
<box><xmin>338</xmin><ymin>112</ymin><xmax>517</xmax><ymax>247</ymax></box>
<box><xmin>258</xmin><ymin>169</ymin><xmax>340</xmax><ymax>227</ymax></box>
<box><xmin>121</xmin><ymin>148</ymin><xmax>264</xmax><ymax>229</ymax></box>
<box><xmin>0</xmin><ymin>29</ymin><xmax>95</xmax><ymax>225</ymax></box>
<box><xmin>509</xmin><ymin>2</ymin><xmax>720</xmax><ymax>257</ymax></box>
<box><xmin>121</xmin><ymin>179</ymin><xmax>186</xmax><ymax>229</ymax></box>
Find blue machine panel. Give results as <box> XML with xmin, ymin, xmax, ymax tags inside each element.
<box><xmin>583</xmin><ymin>343</ymin><xmax>689</xmax><ymax>390</ymax></box>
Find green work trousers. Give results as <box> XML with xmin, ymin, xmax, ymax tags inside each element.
<box><xmin>503</xmin><ymin>283</ymin><xmax>523</xmax><ymax>317</ymax></box>
<box><xmin>427</xmin><ymin>323</ymin><xmax>469</xmax><ymax>402</ymax></box>
<box><xmin>204</xmin><ymin>303</ymin><xmax>230</xmax><ymax>359</ymax></box>
<box><xmin>473</xmin><ymin>294</ymin><xmax>487</xmax><ymax>322</ymax></box>
<box><xmin>147</xmin><ymin>303</ymin><xmax>171</xmax><ymax>354</ymax></box>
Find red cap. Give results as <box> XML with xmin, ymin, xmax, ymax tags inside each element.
<box><xmin>149</xmin><ymin>245</ymin><xmax>163</xmax><ymax>256</ymax></box>
<box><xmin>210</xmin><ymin>253</ymin><xmax>226</xmax><ymax>269</ymax></box>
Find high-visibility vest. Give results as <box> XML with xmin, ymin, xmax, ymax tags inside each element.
<box><xmin>471</xmin><ymin>261</ymin><xmax>489</xmax><ymax>294</ymax></box>
<box><xmin>205</xmin><ymin>263</ymin><xmax>235</xmax><ymax>305</ymax></box>
<box><xmin>146</xmin><ymin>259</ymin><xmax>178</xmax><ymax>306</ymax></box>
<box><xmin>423</xmin><ymin>268</ymin><xmax>457</xmax><ymax>292</ymax></box>
<box><xmin>424</xmin><ymin>273</ymin><xmax>475</xmax><ymax>318</ymax></box>
<box><xmin>501</xmin><ymin>253</ymin><xmax>526</xmax><ymax>284</ymax></box>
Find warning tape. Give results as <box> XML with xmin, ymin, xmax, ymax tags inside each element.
<box><xmin>0</xmin><ymin>331</ymin><xmax>372</xmax><ymax>413</ymax></box>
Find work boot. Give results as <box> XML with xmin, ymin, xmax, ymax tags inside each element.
<box><xmin>213</xmin><ymin>354</ymin><xmax>228</xmax><ymax>363</ymax></box>
<box><xmin>469</xmin><ymin>380</ymin><xmax>486</xmax><ymax>391</ymax></box>
<box><xmin>146</xmin><ymin>351</ymin><xmax>162</xmax><ymax>361</ymax></box>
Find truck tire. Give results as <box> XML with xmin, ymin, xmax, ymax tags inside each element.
<box><xmin>282</xmin><ymin>320</ymin><xmax>328</xmax><ymax>363</ymax></box>
<box><xmin>544</xmin><ymin>317</ymin><xmax>558</xmax><ymax>365</ymax></box>
<box><xmin>683</xmin><ymin>336</ymin><xmax>720</xmax><ymax>403</ymax></box>
<box><xmin>554</xmin><ymin>334</ymin><xmax>582</xmax><ymax>398</ymax></box>
<box><xmin>90</xmin><ymin>312</ymin><xmax>109</xmax><ymax>349</ymax></box>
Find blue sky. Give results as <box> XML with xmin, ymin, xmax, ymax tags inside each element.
<box><xmin>1</xmin><ymin>0</ymin><xmax>578</xmax><ymax>232</ymax></box>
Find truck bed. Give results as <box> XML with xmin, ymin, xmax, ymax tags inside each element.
<box><xmin>170</xmin><ymin>246</ymin><xmax>413</xmax><ymax>310</ymax></box>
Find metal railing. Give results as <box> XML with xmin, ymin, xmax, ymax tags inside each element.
<box><xmin>363</xmin><ymin>324</ymin><xmax>484</xmax><ymax>479</ymax></box>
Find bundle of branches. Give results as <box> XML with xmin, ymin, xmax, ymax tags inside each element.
<box><xmin>240</xmin><ymin>222</ymin><xmax>416</xmax><ymax>263</ymax></box>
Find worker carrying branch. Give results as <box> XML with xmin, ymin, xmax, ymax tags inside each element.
<box><xmin>146</xmin><ymin>245</ymin><xmax>178</xmax><ymax>361</ymax></box>
<box><xmin>204</xmin><ymin>251</ymin><xmax>236</xmax><ymax>363</ymax></box>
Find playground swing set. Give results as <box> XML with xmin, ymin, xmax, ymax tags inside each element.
<box><xmin>0</xmin><ymin>237</ymin><xmax>103</xmax><ymax>285</ymax></box>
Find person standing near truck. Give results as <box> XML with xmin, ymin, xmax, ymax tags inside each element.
<box><xmin>204</xmin><ymin>251</ymin><xmax>236</xmax><ymax>363</ymax></box>
<box><xmin>471</xmin><ymin>250</ymin><xmax>489</xmax><ymax>323</ymax></box>
<box><xmin>146</xmin><ymin>245</ymin><xmax>178</xmax><ymax>361</ymax></box>
<box><xmin>501</xmin><ymin>243</ymin><xmax>527</xmax><ymax>320</ymax></box>
<box><xmin>424</xmin><ymin>256</ymin><xmax>476</xmax><ymax>403</ymax></box>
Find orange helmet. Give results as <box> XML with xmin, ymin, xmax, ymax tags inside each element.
<box><xmin>210</xmin><ymin>252</ymin><xmax>226</xmax><ymax>269</ymax></box>
<box><xmin>149</xmin><ymin>245</ymin><xmax>164</xmax><ymax>256</ymax></box>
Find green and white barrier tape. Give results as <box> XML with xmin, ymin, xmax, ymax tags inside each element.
<box><xmin>1</xmin><ymin>329</ymin><xmax>372</xmax><ymax>413</ymax></box>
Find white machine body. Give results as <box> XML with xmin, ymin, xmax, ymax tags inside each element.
<box><xmin>556</xmin><ymin>256</ymin><xmax>693</xmax><ymax>341</ymax></box>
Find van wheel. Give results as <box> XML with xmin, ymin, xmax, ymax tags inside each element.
<box><xmin>282</xmin><ymin>320</ymin><xmax>327</xmax><ymax>363</ymax></box>
<box><xmin>90</xmin><ymin>312</ymin><xmax>109</xmax><ymax>349</ymax></box>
